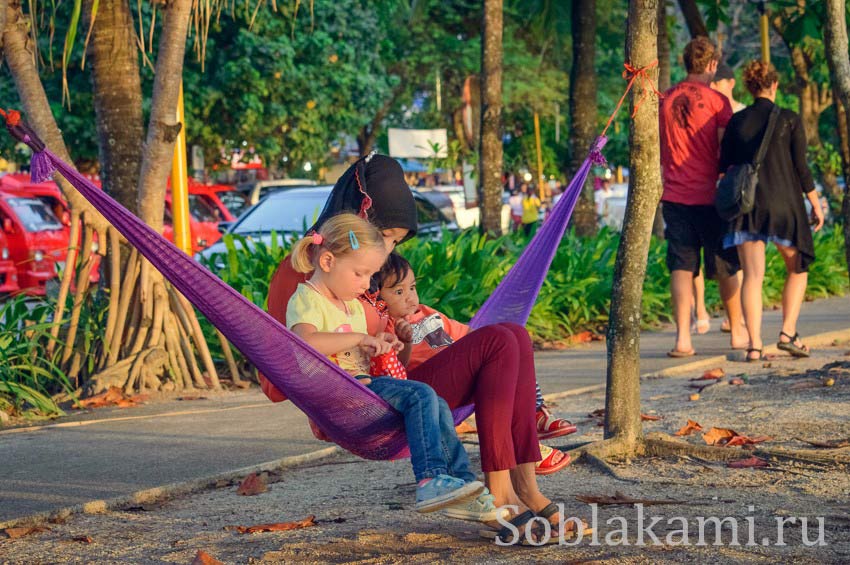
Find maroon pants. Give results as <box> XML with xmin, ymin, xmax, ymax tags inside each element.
<box><xmin>407</xmin><ymin>322</ymin><xmax>541</xmax><ymax>472</ymax></box>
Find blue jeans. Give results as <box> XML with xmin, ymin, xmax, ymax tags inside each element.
<box><xmin>367</xmin><ymin>377</ymin><xmax>475</xmax><ymax>483</ymax></box>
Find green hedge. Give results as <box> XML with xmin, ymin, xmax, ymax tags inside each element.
<box><xmin>199</xmin><ymin>226</ymin><xmax>849</xmax><ymax>349</ymax></box>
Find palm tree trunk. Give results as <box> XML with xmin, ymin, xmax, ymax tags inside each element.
<box><xmin>604</xmin><ymin>0</ymin><xmax>661</xmax><ymax>451</ymax></box>
<box><xmin>568</xmin><ymin>0</ymin><xmax>598</xmax><ymax>237</ymax></box>
<box><xmin>478</xmin><ymin>0</ymin><xmax>504</xmax><ymax>236</ymax></box>
<box><xmin>85</xmin><ymin>0</ymin><xmax>144</xmax><ymax>215</ymax></box>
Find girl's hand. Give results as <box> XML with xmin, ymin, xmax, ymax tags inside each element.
<box><xmin>375</xmin><ymin>331</ymin><xmax>404</xmax><ymax>353</ymax></box>
<box><xmin>359</xmin><ymin>334</ymin><xmax>393</xmax><ymax>356</ymax></box>
<box><xmin>394</xmin><ymin>319</ymin><xmax>414</xmax><ymax>343</ymax></box>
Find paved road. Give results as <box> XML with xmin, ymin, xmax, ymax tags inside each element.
<box><xmin>2</xmin><ymin>294</ymin><xmax>848</xmax><ymax>524</ymax></box>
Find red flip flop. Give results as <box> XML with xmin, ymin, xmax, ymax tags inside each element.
<box><xmin>535</xmin><ymin>444</ymin><xmax>571</xmax><ymax>476</ymax></box>
<box><xmin>536</xmin><ymin>405</ymin><xmax>578</xmax><ymax>440</ymax></box>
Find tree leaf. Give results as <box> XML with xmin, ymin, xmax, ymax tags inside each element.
<box><xmin>228</xmin><ymin>515</ymin><xmax>316</xmax><ymax>534</ymax></box>
<box><xmin>728</xmin><ymin>456</ymin><xmax>769</xmax><ymax>469</ymax></box>
<box><xmin>236</xmin><ymin>472</ymin><xmax>268</xmax><ymax>496</ymax></box>
<box><xmin>674</xmin><ymin>419</ymin><xmax>703</xmax><ymax>436</ymax></box>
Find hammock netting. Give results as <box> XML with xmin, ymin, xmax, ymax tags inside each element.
<box><xmin>9</xmin><ymin>115</ymin><xmax>605</xmax><ymax>461</ymax></box>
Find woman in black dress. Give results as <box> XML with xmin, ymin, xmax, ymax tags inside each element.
<box><xmin>719</xmin><ymin>61</ymin><xmax>824</xmax><ymax>362</ymax></box>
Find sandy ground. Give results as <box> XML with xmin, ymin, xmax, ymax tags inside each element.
<box><xmin>2</xmin><ymin>344</ymin><xmax>850</xmax><ymax>564</ymax></box>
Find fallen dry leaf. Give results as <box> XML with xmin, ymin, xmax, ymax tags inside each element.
<box><xmin>228</xmin><ymin>515</ymin><xmax>317</xmax><ymax>534</ymax></box>
<box><xmin>674</xmin><ymin>419</ymin><xmax>704</xmax><ymax>436</ymax></box>
<box><xmin>588</xmin><ymin>408</ymin><xmax>606</xmax><ymax>418</ymax></box>
<box><xmin>454</xmin><ymin>421</ymin><xmax>477</xmax><ymax>435</ymax></box>
<box><xmin>192</xmin><ymin>550</ymin><xmax>224</xmax><ymax>565</ymax></box>
<box><xmin>797</xmin><ymin>437</ymin><xmax>850</xmax><ymax>449</ymax></box>
<box><xmin>692</xmin><ymin>368</ymin><xmax>725</xmax><ymax>381</ymax></box>
<box><xmin>568</xmin><ymin>331</ymin><xmax>595</xmax><ymax>344</ymax></box>
<box><xmin>4</xmin><ymin>526</ymin><xmax>50</xmax><ymax>539</ymax></box>
<box><xmin>729</xmin><ymin>377</ymin><xmax>745</xmax><ymax>385</ymax></box>
<box><xmin>640</xmin><ymin>414</ymin><xmax>663</xmax><ymax>421</ymax></box>
<box><xmin>237</xmin><ymin>473</ymin><xmax>268</xmax><ymax>496</ymax></box>
<box><xmin>725</xmin><ymin>435</ymin><xmax>771</xmax><ymax>447</ymax></box>
<box><xmin>575</xmin><ymin>492</ymin><xmax>681</xmax><ymax>507</ymax></box>
<box><xmin>689</xmin><ymin>393</ymin><xmax>700</xmax><ymax>401</ymax></box>
<box><xmin>177</xmin><ymin>395</ymin><xmax>208</xmax><ymax>401</ymax></box>
<box><xmin>703</xmin><ymin>427</ymin><xmax>738</xmax><ymax>446</ymax></box>
<box><xmin>728</xmin><ymin>456</ymin><xmax>769</xmax><ymax>469</ymax></box>
<box><xmin>74</xmin><ymin>387</ymin><xmax>147</xmax><ymax>410</ymax></box>
<box><xmin>69</xmin><ymin>535</ymin><xmax>94</xmax><ymax>544</ymax></box>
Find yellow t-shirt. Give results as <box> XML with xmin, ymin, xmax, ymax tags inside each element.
<box><xmin>522</xmin><ymin>196</ymin><xmax>541</xmax><ymax>224</ymax></box>
<box><xmin>286</xmin><ymin>283</ymin><xmax>371</xmax><ymax>376</ymax></box>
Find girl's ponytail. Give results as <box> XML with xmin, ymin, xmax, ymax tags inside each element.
<box><xmin>291</xmin><ymin>236</ymin><xmax>316</xmax><ymax>273</ymax></box>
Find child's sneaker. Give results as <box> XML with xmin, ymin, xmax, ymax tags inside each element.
<box><xmin>440</xmin><ymin>487</ymin><xmax>508</xmax><ymax>522</ymax></box>
<box><xmin>414</xmin><ymin>475</ymin><xmax>484</xmax><ymax>513</ymax></box>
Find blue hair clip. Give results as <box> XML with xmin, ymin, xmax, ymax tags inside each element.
<box><xmin>349</xmin><ymin>230</ymin><xmax>360</xmax><ymax>250</ymax></box>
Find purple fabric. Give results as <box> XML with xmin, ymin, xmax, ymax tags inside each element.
<box><xmin>29</xmin><ymin>138</ymin><xmax>603</xmax><ymax>460</ymax></box>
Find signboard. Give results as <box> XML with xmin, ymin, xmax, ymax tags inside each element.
<box><xmin>388</xmin><ymin>128</ymin><xmax>448</xmax><ymax>159</ymax></box>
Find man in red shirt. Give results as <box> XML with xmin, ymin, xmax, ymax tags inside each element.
<box><xmin>659</xmin><ymin>37</ymin><xmax>746</xmax><ymax>356</ymax></box>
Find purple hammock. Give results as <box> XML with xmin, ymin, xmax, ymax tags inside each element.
<box><xmin>9</xmin><ymin>118</ymin><xmax>605</xmax><ymax>461</ymax></box>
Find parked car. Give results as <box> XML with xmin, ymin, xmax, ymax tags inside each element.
<box><xmin>236</xmin><ymin>178</ymin><xmax>319</xmax><ymax>207</ymax></box>
<box><xmin>429</xmin><ymin>184</ymin><xmax>511</xmax><ymax>232</ymax></box>
<box><xmin>0</xmin><ymin>229</ymin><xmax>20</xmax><ymax>294</ymax></box>
<box><xmin>197</xmin><ymin>185</ymin><xmax>457</xmax><ymax>267</ymax></box>
<box><xmin>162</xmin><ymin>180</ymin><xmax>250</xmax><ymax>253</ymax></box>
<box><xmin>188</xmin><ymin>180</ymin><xmax>250</xmax><ymax>220</ymax></box>
<box><xmin>0</xmin><ymin>176</ymin><xmax>100</xmax><ymax>295</ymax></box>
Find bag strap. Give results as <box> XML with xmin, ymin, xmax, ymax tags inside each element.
<box><xmin>753</xmin><ymin>106</ymin><xmax>781</xmax><ymax>168</ymax></box>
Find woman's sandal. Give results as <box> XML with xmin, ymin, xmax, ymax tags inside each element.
<box><xmin>479</xmin><ymin>509</ymin><xmax>536</xmax><ymax>543</ymax></box>
<box><xmin>777</xmin><ymin>331</ymin><xmax>811</xmax><ymax>358</ymax></box>
<box><xmin>521</xmin><ymin>502</ymin><xmax>592</xmax><ymax>546</ymax></box>
<box><xmin>745</xmin><ymin>348</ymin><xmax>762</xmax><ymax>363</ymax></box>
<box><xmin>535</xmin><ymin>444</ymin><xmax>571</xmax><ymax>476</ymax></box>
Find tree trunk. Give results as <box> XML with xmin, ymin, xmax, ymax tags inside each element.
<box><xmin>604</xmin><ymin>0</ymin><xmax>661</xmax><ymax>450</ymax></box>
<box><xmin>85</xmin><ymin>0</ymin><xmax>144</xmax><ymax>215</ymax></box>
<box><xmin>821</xmin><ymin>0</ymin><xmax>850</xmax><ymax>285</ymax></box>
<box><xmin>478</xmin><ymin>0</ymin><xmax>504</xmax><ymax>236</ymax></box>
<box><xmin>676</xmin><ymin>0</ymin><xmax>707</xmax><ymax>38</ymax></box>
<box><xmin>652</xmin><ymin>0</ymin><xmax>670</xmax><ymax>239</ymax></box>
<box><xmin>568</xmin><ymin>0</ymin><xmax>598</xmax><ymax>237</ymax></box>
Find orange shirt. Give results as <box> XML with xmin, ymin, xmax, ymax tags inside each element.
<box><xmin>260</xmin><ymin>255</ymin><xmax>389</xmax><ymax>402</ymax></box>
<box><xmin>405</xmin><ymin>305</ymin><xmax>470</xmax><ymax>370</ymax></box>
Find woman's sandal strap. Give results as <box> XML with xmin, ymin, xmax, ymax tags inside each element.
<box><xmin>536</xmin><ymin>502</ymin><xmax>560</xmax><ymax>520</ymax></box>
<box><xmin>779</xmin><ymin>330</ymin><xmax>799</xmax><ymax>342</ymax></box>
<box><xmin>494</xmin><ymin>510</ymin><xmax>536</xmax><ymax>542</ymax></box>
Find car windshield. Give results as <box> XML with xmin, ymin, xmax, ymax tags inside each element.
<box><xmin>232</xmin><ymin>192</ymin><xmax>328</xmax><ymax>234</ymax></box>
<box><xmin>6</xmin><ymin>197</ymin><xmax>63</xmax><ymax>231</ymax></box>
<box><xmin>188</xmin><ymin>194</ymin><xmax>222</xmax><ymax>222</ymax></box>
<box><xmin>217</xmin><ymin>191</ymin><xmax>249</xmax><ymax>217</ymax></box>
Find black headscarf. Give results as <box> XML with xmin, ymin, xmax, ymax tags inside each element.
<box><xmin>310</xmin><ymin>153</ymin><xmax>418</xmax><ymax>242</ymax></box>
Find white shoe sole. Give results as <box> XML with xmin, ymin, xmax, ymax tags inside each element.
<box><xmin>414</xmin><ymin>481</ymin><xmax>485</xmax><ymax>513</ymax></box>
<box><xmin>441</xmin><ymin>505</ymin><xmax>510</xmax><ymax>522</ymax></box>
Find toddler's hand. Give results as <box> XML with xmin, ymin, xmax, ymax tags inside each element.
<box><xmin>375</xmin><ymin>331</ymin><xmax>404</xmax><ymax>353</ymax></box>
<box><xmin>394</xmin><ymin>319</ymin><xmax>414</xmax><ymax>343</ymax></box>
<box><xmin>360</xmin><ymin>334</ymin><xmax>393</xmax><ymax>356</ymax></box>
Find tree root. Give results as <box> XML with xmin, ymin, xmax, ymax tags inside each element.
<box><xmin>579</xmin><ymin>452</ymin><xmax>639</xmax><ymax>483</ymax></box>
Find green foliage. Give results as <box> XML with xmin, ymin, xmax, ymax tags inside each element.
<box><xmin>0</xmin><ymin>296</ymin><xmax>71</xmax><ymax>418</ymax></box>
<box><xmin>200</xmin><ymin>226</ymin><xmax>848</xmax><ymax>355</ymax></box>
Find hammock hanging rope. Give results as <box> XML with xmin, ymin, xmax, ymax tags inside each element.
<box><xmin>3</xmin><ymin>109</ymin><xmax>605</xmax><ymax>461</ymax></box>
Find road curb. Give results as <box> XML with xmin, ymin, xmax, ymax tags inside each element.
<box><xmin>0</xmin><ymin>446</ymin><xmax>340</xmax><ymax>530</ymax></box>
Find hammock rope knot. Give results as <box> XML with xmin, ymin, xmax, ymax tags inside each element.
<box><xmin>601</xmin><ymin>59</ymin><xmax>661</xmax><ymax>137</ymax></box>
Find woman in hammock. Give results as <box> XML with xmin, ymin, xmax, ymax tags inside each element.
<box><xmin>264</xmin><ymin>154</ymin><xmax>584</xmax><ymax>541</ymax></box>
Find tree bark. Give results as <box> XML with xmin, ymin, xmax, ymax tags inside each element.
<box><xmin>821</xmin><ymin>0</ymin><xmax>850</xmax><ymax>285</ymax></box>
<box><xmin>478</xmin><ymin>0</ymin><xmax>504</xmax><ymax>236</ymax></box>
<box><xmin>85</xmin><ymin>0</ymin><xmax>145</xmax><ymax>215</ymax></box>
<box><xmin>136</xmin><ymin>0</ymin><xmax>192</xmax><ymax>231</ymax></box>
<box><xmin>604</xmin><ymin>0</ymin><xmax>661</xmax><ymax>451</ymax></box>
<box><xmin>676</xmin><ymin>0</ymin><xmax>707</xmax><ymax>38</ymax></box>
<box><xmin>652</xmin><ymin>0</ymin><xmax>670</xmax><ymax>239</ymax></box>
<box><xmin>568</xmin><ymin>0</ymin><xmax>598</xmax><ymax>237</ymax></box>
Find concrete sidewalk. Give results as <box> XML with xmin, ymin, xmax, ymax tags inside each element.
<box><xmin>2</xmin><ymin>294</ymin><xmax>848</xmax><ymax>525</ymax></box>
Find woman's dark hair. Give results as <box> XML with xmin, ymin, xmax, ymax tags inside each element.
<box><xmin>310</xmin><ymin>153</ymin><xmax>418</xmax><ymax>243</ymax></box>
<box><xmin>373</xmin><ymin>252</ymin><xmax>412</xmax><ymax>290</ymax></box>
<box><xmin>742</xmin><ymin>60</ymin><xmax>779</xmax><ymax>96</ymax></box>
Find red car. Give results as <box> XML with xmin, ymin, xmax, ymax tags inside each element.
<box><xmin>0</xmin><ymin>229</ymin><xmax>20</xmax><ymax>294</ymax></box>
<box><xmin>0</xmin><ymin>174</ymin><xmax>100</xmax><ymax>295</ymax></box>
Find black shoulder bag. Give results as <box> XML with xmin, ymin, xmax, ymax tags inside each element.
<box><xmin>715</xmin><ymin>106</ymin><xmax>780</xmax><ymax>221</ymax></box>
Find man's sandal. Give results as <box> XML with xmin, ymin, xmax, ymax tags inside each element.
<box><xmin>535</xmin><ymin>444</ymin><xmax>571</xmax><ymax>476</ymax></box>
<box><xmin>536</xmin><ymin>405</ymin><xmax>578</xmax><ymax>440</ymax></box>
<box><xmin>745</xmin><ymin>348</ymin><xmax>762</xmax><ymax>363</ymax></box>
<box><xmin>777</xmin><ymin>331</ymin><xmax>811</xmax><ymax>358</ymax></box>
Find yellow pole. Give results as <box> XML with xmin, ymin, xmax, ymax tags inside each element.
<box><xmin>759</xmin><ymin>3</ymin><xmax>770</xmax><ymax>64</ymax></box>
<box><xmin>171</xmin><ymin>81</ymin><xmax>192</xmax><ymax>255</ymax></box>
<box><xmin>533</xmin><ymin>112</ymin><xmax>546</xmax><ymax>200</ymax></box>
